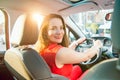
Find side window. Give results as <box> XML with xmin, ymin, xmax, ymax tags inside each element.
<box><xmin>0</xmin><ymin>9</ymin><xmax>6</xmax><ymax>51</ymax></box>
<box><xmin>69</xmin><ymin>32</ymin><xmax>76</xmax><ymax>42</ymax></box>
<box><xmin>66</xmin><ymin>27</ymin><xmax>77</xmax><ymax>43</ymax></box>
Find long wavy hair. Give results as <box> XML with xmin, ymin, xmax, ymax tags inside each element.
<box><xmin>35</xmin><ymin>14</ymin><xmax>69</xmax><ymax>53</ymax></box>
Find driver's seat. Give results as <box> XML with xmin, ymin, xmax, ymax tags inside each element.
<box><xmin>4</xmin><ymin>14</ymin><xmax>68</xmax><ymax>80</ymax></box>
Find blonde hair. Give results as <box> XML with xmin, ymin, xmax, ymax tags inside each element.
<box><xmin>35</xmin><ymin>14</ymin><xmax>69</xmax><ymax>53</ymax></box>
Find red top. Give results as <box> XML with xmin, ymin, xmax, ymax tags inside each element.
<box><xmin>40</xmin><ymin>43</ymin><xmax>82</xmax><ymax>80</ymax></box>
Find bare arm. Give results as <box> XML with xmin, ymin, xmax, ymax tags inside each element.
<box><xmin>55</xmin><ymin>40</ymin><xmax>102</xmax><ymax>68</ymax></box>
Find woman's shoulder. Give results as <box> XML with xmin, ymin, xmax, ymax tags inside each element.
<box><xmin>41</xmin><ymin>43</ymin><xmax>63</xmax><ymax>54</ymax></box>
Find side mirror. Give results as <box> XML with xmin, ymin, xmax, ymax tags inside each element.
<box><xmin>105</xmin><ymin>12</ymin><xmax>112</xmax><ymax>21</ymax></box>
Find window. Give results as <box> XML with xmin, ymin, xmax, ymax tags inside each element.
<box><xmin>69</xmin><ymin>9</ymin><xmax>113</xmax><ymax>38</ymax></box>
<box><xmin>0</xmin><ymin>9</ymin><xmax>6</xmax><ymax>51</ymax></box>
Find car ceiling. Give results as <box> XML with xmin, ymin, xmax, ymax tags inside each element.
<box><xmin>0</xmin><ymin>0</ymin><xmax>114</xmax><ymax>16</ymax></box>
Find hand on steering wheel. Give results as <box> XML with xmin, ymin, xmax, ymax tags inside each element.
<box><xmin>80</xmin><ymin>39</ymin><xmax>103</xmax><ymax>65</ymax></box>
<box><xmin>81</xmin><ymin>48</ymin><xmax>102</xmax><ymax>65</ymax></box>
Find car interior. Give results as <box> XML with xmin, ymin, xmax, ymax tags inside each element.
<box><xmin>4</xmin><ymin>14</ymin><xmax>68</xmax><ymax>80</ymax></box>
<box><xmin>0</xmin><ymin>0</ymin><xmax>120</xmax><ymax>80</ymax></box>
<box><xmin>80</xmin><ymin>0</ymin><xmax>120</xmax><ymax>79</ymax></box>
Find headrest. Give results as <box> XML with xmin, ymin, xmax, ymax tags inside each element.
<box><xmin>11</xmin><ymin>14</ymin><xmax>39</xmax><ymax>46</ymax></box>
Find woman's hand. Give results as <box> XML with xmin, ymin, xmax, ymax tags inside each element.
<box><xmin>76</xmin><ymin>37</ymin><xmax>86</xmax><ymax>45</ymax></box>
<box><xmin>93</xmin><ymin>40</ymin><xmax>103</xmax><ymax>49</ymax></box>
<box><xmin>90</xmin><ymin>40</ymin><xmax>103</xmax><ymax>57</ymax></box>
<box><xmin>69</xmin><ymin>37</ymin><xmax>86</xmax><ymax>49</ymax></box>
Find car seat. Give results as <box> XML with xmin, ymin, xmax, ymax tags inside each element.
<box><xmin>4</xmin><ymin>14</ymin><xmax>68</xmax><ymax>80</ymax></box>
<box><xmin>80</xmin><ymin>0</ymin><xmax>120</xmax><ymax>80</ymax></box>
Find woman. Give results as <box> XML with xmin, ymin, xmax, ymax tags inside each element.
<box><xmin>35</xmin><ymin>14</ymin><xmax>102</xmax><ymax>80</ymax></box>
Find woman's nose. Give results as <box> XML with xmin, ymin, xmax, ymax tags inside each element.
<box><xmin>56</xmin><ymin>29</ymin><xmax>61</xmax><ymax>34</ymax></box>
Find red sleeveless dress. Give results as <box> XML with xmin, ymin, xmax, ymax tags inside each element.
<box><xmin>40</xmin><ymin>43</ymin><xmax>82</xmax><ymax>80</ymax></box>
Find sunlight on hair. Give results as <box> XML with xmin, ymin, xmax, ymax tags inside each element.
<box><xmin>32</xmin><ymin>13</ymin><xmax>44</xmax><ymax>29</ymax></box>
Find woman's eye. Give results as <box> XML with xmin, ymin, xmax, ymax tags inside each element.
<box><xmin>49</xmin><ymin>26</ymin><xmax>55</xmax><ymax>30</ymax></box>
<box><xmin>60</xmin><ymin>26</ymin><xmax>64</xmax><ymax>30</ymax></box>
<box><xmin>49</xmin><ymin>26</ymin><xmax>63</xmax><ymax>30</ymax></box>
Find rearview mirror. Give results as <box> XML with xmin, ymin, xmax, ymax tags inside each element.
<box><xmin>105</xmin><ymin>12</ymin><xmax>112</xmax><ymax>21</ymax></box>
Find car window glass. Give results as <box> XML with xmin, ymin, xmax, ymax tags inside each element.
<box><xmin>0</xmin><ymin>10</ymin><xmax>6</xmax><ymax>51</ymax></box>
<box><xmin>66</xmin><ymin>27</ymin><xmax>76</xmax><ymax>42</ymax></box>
<box><xmin>69</xmin><ymin>9</ymin><xmax>113</xmax><ymax>38</ymax></box>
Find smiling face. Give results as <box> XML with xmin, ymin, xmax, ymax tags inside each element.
<box><xmin>47</xmin><ymin>18</ymin><xmax>64</xmax><ymax>44</ymax></box>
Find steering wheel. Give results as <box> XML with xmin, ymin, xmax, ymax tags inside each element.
<box><xmin>75</xmin><ymin>38</ymin><xmax>102</xmax><ymax>65</ymax></box>
<box><xmin>80</xmin><ymin>48</ymin><xmax>101</xmax><ymax>65</ymax></box>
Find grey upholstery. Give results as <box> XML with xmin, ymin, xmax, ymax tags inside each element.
<box><xmin>80</xmin><ymin>58</ymin><xmax>119</xmax><ymax>80</ymax></box>
<box><xmin>4</xmin><ymin>14</ymin><xmax>68</xmax><ymax>80</ymax></box>
<box><xmin>80</xmin><ymin>0</ymin><xmax>120</xmax><ymax>80</ymax></box>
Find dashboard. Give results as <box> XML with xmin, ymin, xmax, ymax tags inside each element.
<box><xmin>76</xmin><ymin>36</ymin><xmax>114</xmax><ymax>58</ymax></box>
<box><xmin>91</xmin><ymin>36</ymin><xmax>112</xmax><ymax>47</ymax></box>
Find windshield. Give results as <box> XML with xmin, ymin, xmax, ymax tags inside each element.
<box><xmin>69</xmin><ymin>9</ymin><xmax>113</xmax><ymax>38</ymax></box>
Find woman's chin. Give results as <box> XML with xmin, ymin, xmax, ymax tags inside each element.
<box><xmin>56</xmin><ymin>40</ymin><xmax>62</xmax><ymax>43</ymax></box>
